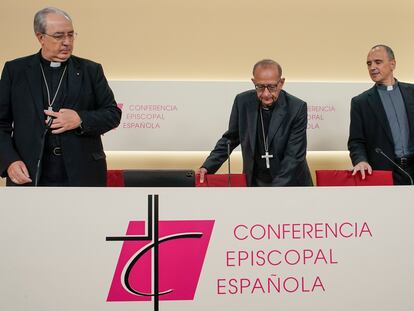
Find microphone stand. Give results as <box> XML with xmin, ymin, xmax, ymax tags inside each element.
<box><xmin>227</xmin><ymin>140</ymin><xmax>231</xmax><ymax>187</ymax></box>
<box><xmin>375</xmin><ymin>148</ymin><xmax>414</xmax><ymax>185</ymax></box>
<box><xmin>34</xmin><ymin>118</ymin><xmax>53</xmax><ymax>187</ymax></box>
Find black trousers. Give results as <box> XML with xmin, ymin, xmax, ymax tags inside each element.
<box><xmin>38</xmin><ymin>150</ymin><xmax>69</xmax><ymax>186</ymax></box>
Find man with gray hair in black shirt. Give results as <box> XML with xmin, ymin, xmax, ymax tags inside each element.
<box><xmin>348</xmin><ymin>44</ymin><xmax>414</xmax><ymax>185</ymax></box>
<box><xmin>0</xmin><ymin>7</ymin><xmax>121</xmax><ymax>186</ymax></box>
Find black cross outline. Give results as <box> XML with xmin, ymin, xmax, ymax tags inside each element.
<box><xmin>106</xmin><ymin>194</ymin><xmax>160</xmax><ymax>310</ymax></box>
<box><xmin>106</xmin><ymin>194</ymin><xmax>203</xmax><ymax>311</ymax></box>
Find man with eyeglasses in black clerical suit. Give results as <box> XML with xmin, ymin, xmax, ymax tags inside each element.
<box><xmin>197</xmin><ymin>59</ymin><xmax>313</xmax><ymax>186</ymax></box>
<box><xmin>0</xmin><ymin>7</ymin><xmax>121</xmax><ymax>186</ymax></box>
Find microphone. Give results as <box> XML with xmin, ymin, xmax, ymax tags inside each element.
<box><xmin>375</xmin><ymin>147</ymin><xmax>413</xmax><ymax>185</ymax></box>
<box><xmin>34</xmin><ymin>118</ymin><xmax>54</xmax><ymax>186</ymax></box>
<box><xmin>227</xmin><ymin>139</ymin><xmax>231</xmax><ymax>186</ymax></box>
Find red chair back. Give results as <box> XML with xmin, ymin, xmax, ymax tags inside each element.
<box><xmin>316</xmin><ymin>170</ymin><xmax>393</xmax><ymax>186</ymax></box>
<box><xmin>107</xmin><ymin>170</ymin><xmax>125</xmax><ymax>187</ymax></box>
<box><xmin>195</xmin><ymin>174</ymin><xmax>247</xmax><ymax>187</ymax></box>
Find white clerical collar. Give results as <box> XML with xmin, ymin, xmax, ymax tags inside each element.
<box><xmin>50</xmin><ymin>61</ymin><xmax>62</xmax><ymax>68</ymax></box>
<box><xmin>376</xmin><ymin>81</ymin><xmax>398</xmax><ymax>92</ymax></box>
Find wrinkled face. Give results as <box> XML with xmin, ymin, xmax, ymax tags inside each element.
<box><xmin>36</xmin><ymin>13</ymin><xmax>74</xmax><ymax>62</ymax></box>
<box><xmin>366</xmin><ymin>47</ymin><xmax>396</xmax><ymax>85</ymax></box>
<box><xmin>251</xmin><ymin>65</ymin><xmax>285</xmax><ymax>107</ymax></box>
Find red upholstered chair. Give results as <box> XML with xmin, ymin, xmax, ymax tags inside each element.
<box><xmin>107</xmin><ymin>170</ymin><xmax>125</xmax><ymax>187</ymax></box>
<box><xmin>315</xmin><ymin>170</ymin><xmax>393</xmax><ymax>186</ymax></box>
<box><xmin>195</xmin><ymin>174</ymin><xmax>247</xmax><ymax>187</ymax></box>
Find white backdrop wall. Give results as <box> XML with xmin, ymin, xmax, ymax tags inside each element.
<box><xmin>104</xmin><ymin>81</ymin><xmax>371</xmax><ymax>151</ymax></box>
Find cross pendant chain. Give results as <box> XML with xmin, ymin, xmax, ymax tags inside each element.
<box><xmin>39</xmin><ymin>64</ymin><xmax>68</xmax><ymax>110</ymax></box>
<box><xmin>259</xmin><ymin>108</ymin><xmax>273</xmax><ymax>169</ymax></box>
<box><xmin>261</xmin><ymin>151</ymin><xmax>273</xmax><ymax>169</ymax></box>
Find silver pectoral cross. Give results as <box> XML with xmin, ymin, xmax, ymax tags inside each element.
<box><xmin>46</xmin><ymin>106</ymin><xmax>53</xmax><ymax>123</ymax></box>
<box><xmin>261</xmin><ymin>151</ymin><xmax>273</xmax><ymax>169</ymax></box>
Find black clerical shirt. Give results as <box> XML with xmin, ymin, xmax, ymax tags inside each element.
<box><xmin>253</xmin><ymin>102</ymin><xmax>275</xmax><ymax>185</ymax></box>
<box><xmin>38</xmin><ymin>53</ymin><xmax>69</xmax><ymax>185</ymax></box>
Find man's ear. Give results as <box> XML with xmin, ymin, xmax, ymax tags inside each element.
<box><xmin>35</xmin><ymin>32</ymin><xmax>44</xmax><ymax>45</ymax></box>
<box><xmin>391</xmin><ymin>59</ymin><xmax>396</xmax><ymax>71</ymax></box>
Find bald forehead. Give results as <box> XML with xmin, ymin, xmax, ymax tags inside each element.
<box><xmin>44</xmin><ymin>12</ymin><xmax>73</xmax><ymax>32</ymax></box>
<box><xmin>368</xmin><ymin>46</ymin><xmax>393</xmax><ymax>60</ymax></box>
<box><xmin>253</xmin><ymin>64</ymin><xmax>280</xmax><ymax>78</ymax></box>
<box><xmin>369</xmin><ymin>46</ymin><xmax>385</xmax><ymax>54</ymax></box>
<box><xmin>45</xmin><ymin>12</ymin><xmax>71</xmax><ymax>23</ymax></box>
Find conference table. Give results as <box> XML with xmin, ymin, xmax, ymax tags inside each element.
<box><xmin>0</xmin><ymin>187</ymin><xmax>412</xmax><ymax>310</ymax></box>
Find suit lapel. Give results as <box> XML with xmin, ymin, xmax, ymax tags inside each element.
<box><xmin>247</xmin><ymin>96</ymin><xmax>259</xmax><ymax>153</ymax></box>
<box><xmin>25</xmin><ymin>55</ymin><xmax>45</xmax><ymax>124</ymax></box>
<box><xmin>268</xmin><ymin>91</ymin><xmax>287</xmax><ymax>145</ymax></box>
<box><xmin>399</xmin><ymin>83</ymin><xmax>414</xmax><ymax>146</ymax></box>
<box><xmin>367</xmin><ymin>86</ymin><xmax>394</xmax><ymax>144</ymax></box>
<box><xmin>64</xmin><ymin>57</ymin><xmax>82</xmax><ymax>109</ymax></box>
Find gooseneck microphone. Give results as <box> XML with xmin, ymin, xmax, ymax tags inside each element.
<box><xmin>227</xmin><ymin>139</ymin><xmax>231</xmax><ymax>186</ymax></box>
<box><xmin>34</xmin><ymin>118</ymin><xmax>54</xmax><ymax>187</ymax></box>
<box><xmin>375</xmin><ymin>147</ymin><xmax>414</xmax><ymax>185</ymax></box>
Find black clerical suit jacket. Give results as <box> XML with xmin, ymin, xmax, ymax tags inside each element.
<box><xmin>348</xmin><ymin>82</ymin><xmax>414</xmax><ymax>169</ymax></box>
<box><xmin>202</xmin><ymin>90</ymin><xmax>313</xmax><ymax>186</ymax></box>
<box><xmin>0</xmin><ymin>53</ymin><xmax>121</xmax><ymax>186</ymax></box>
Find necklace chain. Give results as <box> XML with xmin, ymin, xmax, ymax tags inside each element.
<box><xmin>40</xmin><ymin>64</ymin><xmax>67</xmax><ymax>109</ymax></box>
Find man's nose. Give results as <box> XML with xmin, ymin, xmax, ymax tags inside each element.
<box><xmin>62</xmin><ymin>36</ymin><xmax>71</xmax><ymax>45</ymax></box>
<box><xmin>262</xmin><ymin>87</ymin><xmax>271</xmax><ymax>96</ymax></box>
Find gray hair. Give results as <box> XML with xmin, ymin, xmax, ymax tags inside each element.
<box><xmin>34</xmin><ymin>7</ymin><xmax>72</xmax><ymax>33</ymax></box>
<box><xmin>371</xmin><ymin>44</ymin><xmax>395</xmax><ymax>60</ymax></box>
<box><xmin>252</xmin><ymin>59</ymin><xmax>283</xmax><ymax>77</ymax></box>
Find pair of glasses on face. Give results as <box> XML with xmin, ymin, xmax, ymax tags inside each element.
<box><xmin>43</xmin><ymin>32</ymin><xmax>77</xmax><ymax>42</ymax></box>
<box><xmin>254</xmin><ymin>81</ymin><xmax>280</xmax><ymax>93</ymax></box>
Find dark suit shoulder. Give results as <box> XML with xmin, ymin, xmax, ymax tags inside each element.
<box><xmin>6</xmin><ymin>53</ymin><xmax>37</xmax><ymax>65</ymax></box>
<box><xmin>351</xmin><ymin>82</ymin><xmax>414</xmax><ymax>101</ymax></box>
<box><xmin>235</xmin><ymin>89</ymin><xmax>257</xmax><ymax>101</ymax></box>
<box><xmin>398</xmin><ymin>81</ymin><xmax>414</xmax><ymax>89</ymax></box>
<box><xmin>233</xmin><ymin>89</ymin><xmax>259</xmax><ymax>110</ymax></box>
<box><xmin>3</xmin><ymin>54</ymin><xmax>38</xmax><ymax>71</ymax></box>
<box><xmin>235</xmin><ymin>90</ymin><xmax>306</xmax><ymax>104</ymax></box>
<box><xmin>234</xmin><ymin>89</ymin><xmax>306</xmax><ymax>112</ymax></box>
<box><xmin>284</xmin><ymin>91</ymin><xmax>306</xmax><ymax>106</ymax></box>
<box><xmin>352</xmin><ymin>85</ymin><xmax>376</xmax><ymax>103</ymax></box>
<box><xmin>70</xmin><ymin>55</ymin><xmax>101</xmax><ymax>69</ymax></box>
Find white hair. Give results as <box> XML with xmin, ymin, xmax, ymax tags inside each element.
<box><xmin>33</xmin><ymin>7</ymin><xmax>72</xmax><ymax>33</ymax></box>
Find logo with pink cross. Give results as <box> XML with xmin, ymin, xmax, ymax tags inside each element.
<box><xmin>106</xmin><ymin>194</ymin><xmax>214</xmax><ymax>310</ymax></box>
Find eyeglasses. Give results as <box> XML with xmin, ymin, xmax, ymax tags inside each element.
<box><xmin>254</xmin><ymin>82</ymin><xmax>280</xmax><ymax>93</ymax></box>
<box><xmin>43</xmin><ymin>32</ymin><xmax>77</xmax><ymax>42</ymax></box>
